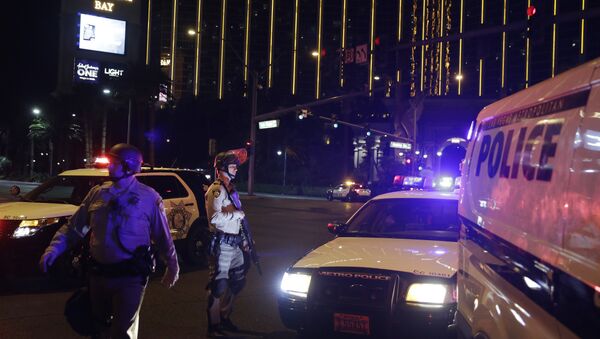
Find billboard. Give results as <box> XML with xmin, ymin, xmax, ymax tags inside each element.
<box><xmin>73</xmin><ymin>59</ymin><xmax>127</xmax><ymax>83</ymax></box>
<box><xmin>78</xmin><ymin>14</ymin><xmax>126</xmax><ymax>55</ymax></box>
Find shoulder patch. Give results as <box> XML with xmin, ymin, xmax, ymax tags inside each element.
<box><xmin>213</xmin><ymin>189</ymin><xmax>221</xmax><ymax>198</ymax></box>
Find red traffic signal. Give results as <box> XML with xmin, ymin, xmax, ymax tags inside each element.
<box><xmin>526</xmin><ymin>5</ymin><xmax>536</xmax><ymax>17</ymax></box>
<box><xmin>374</xmin><ymin>36</ymin><xmax>381</xmax><ymax>46</ymax></box>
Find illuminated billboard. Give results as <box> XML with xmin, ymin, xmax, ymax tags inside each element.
<box><xmin>78</xmin><ymin>14</ymin><xmax>126</xmax><ymax>55</ymax></box>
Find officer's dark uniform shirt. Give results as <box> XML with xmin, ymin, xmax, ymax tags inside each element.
<box><xmin>46</xmin><ymin>180</ymin><xmax>178</xmax><ymax>272</ymax></box>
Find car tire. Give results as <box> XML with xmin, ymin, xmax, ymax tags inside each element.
<box><xmin>346</xmin><ymin>192</ymin><xmax>357</xmax><ymax>202</ymax></box>
<box><xmin>183</xmin><ymin>220</ymin><xmax>210</xmax><ymax>267</ymax></box>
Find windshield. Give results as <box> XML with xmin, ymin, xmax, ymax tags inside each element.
<box><xmin>24</xmin><ymin>176</ymin><xmax>109</xmax><ymax>205</ymax></box>
<box><xmin>344</xmin><ymin>198</ymin><xmax>459</xmax><ymax>241</ymax></box>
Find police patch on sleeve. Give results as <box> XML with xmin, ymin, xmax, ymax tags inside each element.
<box><xmin>213</xmin><ymin>189</ymin><xmax>221</xmax><ymax>198</ymax></box>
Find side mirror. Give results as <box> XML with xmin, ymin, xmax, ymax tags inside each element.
<box><xmin>327</xmin><ymin>222</ymin><xmax>346</xmax><ymax>235</ymax></box>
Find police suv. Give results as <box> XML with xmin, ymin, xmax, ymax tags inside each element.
<box><xmin>0</xmin><ymin>166</ymin><xmax>212</xmax><ymax>278</ymax></box>
<box><xmin>458</xmin><ymin>58</ymin><xmax>600</xmax><ymax>338</ymax></box>
<box><xmin>278</xmin><ymin>189</ymin><xmax>459</xmax><ymax>338</ymax></box>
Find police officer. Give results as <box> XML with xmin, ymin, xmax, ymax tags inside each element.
<box><xmin>205</xmin><ymin>150</ymin><xmax>248</xmax><ymax>337</ymax></box>
<box><xmin>39</xmin><ymin>143</ymin><xmax>179</xmax><ymax>339</ymax></box>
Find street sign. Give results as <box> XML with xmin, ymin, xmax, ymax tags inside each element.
<box><xmin>258</xmin><ymin>119</ymin><xmax>280</xmax><ymax>129</ymax></box>
<box><xmin>355</xmin><ymin>44</ymin><xmax>368</xmax><ymax>64</ymax></box>
<box><xmin>390</xmin><ymin>141</ymin><xmax>412</xmax><ymax>150</ymax></box>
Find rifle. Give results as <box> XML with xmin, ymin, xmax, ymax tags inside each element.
<box><xmin>225</xmin><ymin>186</ymin><xmax>263</xmax><ymax>276</ymax></box>
<box><xmin>240</xmin><ymin>217</ymin><xmax>262</xmax><ymax>276</ymax></box>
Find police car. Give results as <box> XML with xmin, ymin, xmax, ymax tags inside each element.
<box><xmin>278</xmin><ymin>190</ymin><xmax>459</xmax><ymax>337</ymax></box>
<box><xmin>326</xmin><ymin>181</ymin><xmax>372</xmax><ymax>202</ymax></box>
<box><xmin>0</xmin><ymin>165</ymin><xmax>212</xmax><ymax>278</ymax></box>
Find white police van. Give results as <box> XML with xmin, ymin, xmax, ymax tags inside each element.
<box><xmin>457</xmin><ymin>58</ymin><xmax>600</xmax><ymax>338</ymax></box>
<box><xmin>0</xmin><ymin>166</ymin><xmax>212</xmax><ymax>278</ymax></box>
<box><xmin>278</xmin><ymin>189</ymin><xmax>460</xmax><ymax>338</ymax></box>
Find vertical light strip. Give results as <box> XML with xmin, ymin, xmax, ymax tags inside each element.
<box><xmin>481</xmin><ymin>0</ymin><xmax>485</xmax><ymax>24</ymax></box>
<box><xmin>193</xmin><ymin>0</ymin><xmax>203</xmax><ymax>97</ymax></box>
<box><xmin>479</xmin><ymin>58</ymin><xmax>483</xmax><ymax>96</ymax></box>
<box><xmin>438</xmin><ymin>0</ymin><xmax>444</xmax><ymax>95</ymax></box>
<box><xmin>525</xmin><ymin>0</ymin><xmax>530</xmax><ymax>88</ymax></box>
<box><xmin>267</xmin><ymin>0</ymin><xmax>275</xmax><ymax>87</ymax></box>
<box><xmin>580</xmin><ymin>0</ymin><xmax>585</xmax><ymax>55</ymax></box>
<box><xmin>397</xmin><ymin>0</ymin><xmax>402</xmax><ymax>82</ymax></box>
<box><xmin>341</xmin><ymin>0</ymin><xmax>347</xmax><ymax>87</ymax></box>
<box><xmin>218</xmin><ymin>0</ymin><xmax>227</xmax><ymax>99</ymax></box>
<box><xmin>170</xmin><ymin>0</ymin><xmax>178</xmax><ymax>93</ymax></box>
<box><xmin>369</xmin><ymin>0</ymin><xmax>376</xmax><ymax>96</ymax></box>
<box><xmin>145</xmin><ymin>0</ymin><xmax>151</xmax><ymax>65</ymax></box>
<box><xmin>316</xmin><ymin>0</ymin><xmax>323</xmax><ymax>99</ymax></box>
<box><xmin>552</xmin><ymin>0</ymin><xmax>557</xmax><ymax>77</ymax></box>
<box><xmin>458</xmin><ymin>0</ymin><xmax>463</xmax><ymax>95</ymax></box>
<box><xmin>420</xmin><ymin>0</ymin><xmax>426</xmax><ymax>92</ymax></box>
<box><xmin>291</xmin><ymin>0</ymin><xmax>299</xmax><ymax>95</ymax></box>
<box><xmin>243</xmin><ymin>0</ymin><xmax>251</xmax><ymax>94</ymax></box>
<box><xmin>398</xmin><ymin>0</ymin><xmax>403</xmax><ymax>42</ymax></box>
<box><xmin>501</xmin><ymin>0</ymin><xmax>506</xmax><ymax>87</ymax></box>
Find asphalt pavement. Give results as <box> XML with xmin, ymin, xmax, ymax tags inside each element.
<box><xmin>0</xmin><ymin>193</ymin><xmax>363</xmax><ymax>338</ymax></box>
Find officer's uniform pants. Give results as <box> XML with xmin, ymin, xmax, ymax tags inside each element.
<box><xmin>207</xmin><ymin>242</ymin><xmax>245</xmax><ymax>326</ymax></box>
<box><xmin>90</xmin><ymin>275</ymin><xmax>147</xmax><ymax>339</ymax></box>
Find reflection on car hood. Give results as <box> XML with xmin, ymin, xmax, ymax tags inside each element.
<box><xmin>0</xmin><ymin>202</ymin><xmax>77</xmax><ymax>220</ymax></box>
<box><xmin>292</xmin><ymin>237</ymin><xmax>457</xmax><ymax>278</ymax></box>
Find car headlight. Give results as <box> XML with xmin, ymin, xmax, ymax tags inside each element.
<box><xmin>13</xmin><ymin>218</ymin><xmax>61</xmax><ymax>238</ymax></box>
<box><xmin>280</xmin><ymin>271</ymin><xmax>312</xmax><ymax>298</ymax></box>
<box><xmin>405</xmin><ymin>283</ymin><xmax>454</xmax><ymax>305</ymax></box>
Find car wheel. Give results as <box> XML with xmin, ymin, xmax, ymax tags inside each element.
<box><xmin>346</xmin><ymin>192</ymin><xmax>357</xmax><ymax>202</ymax></box>
<box><xmin>184</xmin><ymin>221</ymin><xmax>210</xmax><ymax>267</ymax></box>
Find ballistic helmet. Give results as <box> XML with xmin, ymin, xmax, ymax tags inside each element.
<box><xmin>213</xmin><ymin>152</ymin><xmax>240</xmax><ymax>171</ymax></box>
<box><xmin>108</xmin><ymin>143</ymin><xmax>143</xmax><ymax>175</ymax></box>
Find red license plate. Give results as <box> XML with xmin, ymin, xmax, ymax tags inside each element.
<box><xmin>333</xmin><ymin>313</ymin><xmax>370</xmax><ymax>335</ymax></box>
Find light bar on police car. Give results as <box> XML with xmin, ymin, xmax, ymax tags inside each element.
<box><xmin>13</xmin><ymin>218</ymin><xmax>61</xmax><ymax>238</ymax></box>
<box><xmin>280</xmin><ymin>272</ymin><xmax>312</xmax><ymax>298</ymax></box>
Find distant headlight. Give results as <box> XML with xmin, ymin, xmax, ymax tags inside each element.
<box><xmin>280</xmin><ymin>271</ymin><xmax>312</xmax><ymax>298</ymax></box>
<box><xmin>405</xmin><ymin>283</ymin><xmax>453</xmax><ymax>305</ymax></box>
<box><xmin>13</xmin><ymin>218</ymin><xmax>61</xmax><ymax>238</ymax></box>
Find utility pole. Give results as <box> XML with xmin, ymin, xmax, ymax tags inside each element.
<box><xmin>248</xmin><ymin>71</ymin><xmax>258</xmax><ymax>195</ymax></box>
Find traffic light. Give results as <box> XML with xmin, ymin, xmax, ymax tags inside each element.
<box><xmin>245</xmin><ymin>139</ymin><xmax>255</xmax><ymax>156</ymax></box>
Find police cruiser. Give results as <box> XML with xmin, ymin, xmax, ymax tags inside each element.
<box><xmin>278</xmin><ymin>189</ymin><xmax>459</xmax><ymax>338</ymax></box>
<box><xmin>0</xmin><ymin>165</ymin><xmax>212</xmax><ymax>278</ymax></box>
<box><xmin>458</xmin><ymin>58</ymin><xmax>600</xmax><ymax>338</ymax></box>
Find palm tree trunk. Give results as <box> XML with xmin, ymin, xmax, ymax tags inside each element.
<box><xmin>49</xmin><ymin>140</ymin><xmax>54</xmax><ymax>176</ymax></box>
<box><xmin>101</xmin><ymin>110</ymin><xmax>107</xmax><ymax>154</ymax></box>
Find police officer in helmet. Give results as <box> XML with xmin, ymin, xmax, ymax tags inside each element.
<box><xmin>205</xmin><ymin>149</ymin><xmax>248</xmax><ymax>337</ymax></box>
<box><xmin>40</xmin><ymin>143</ymin><xmax>179</xmax><ymax>339</ymax></box>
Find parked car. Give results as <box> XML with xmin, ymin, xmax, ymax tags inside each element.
<box><xmin>326</xmin><ymin>181</ymin><xmax>372</xmax><ymax>202</ymax></box>
<box><xmin>0</xmin><ymin>166</ymin><xmax>212</xmax><ymax>278</ymax></box>
<box><xmin>278</xmin><ymin>190</ymin><xmax>459</xmax><ymax>338</ymax></box>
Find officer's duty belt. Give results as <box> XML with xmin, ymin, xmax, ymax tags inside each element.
<box><xmin>216</xmin><ymin>232</ymin><xmax>243</xmax><ymax>247</ymax></box>
<box><xmin>89</xmin><ymin>258</ymin><xmax>143</xmax><ymax>277</ymax></box>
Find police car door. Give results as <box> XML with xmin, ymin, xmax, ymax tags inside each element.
<box><xmin>332</xmin><ymin>184</ymin><xmax>347</xmax><ymax>199</ymax></box>
<box><xmin>135</xmin><ymin>173</ymin><xmax>199</xmax><ymax>241</ymax></box>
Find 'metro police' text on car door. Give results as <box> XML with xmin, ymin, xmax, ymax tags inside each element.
<box><xmin>471</xmin><ymin>90</ymin><xmax>590</xmax><ymax>182</ymax></box>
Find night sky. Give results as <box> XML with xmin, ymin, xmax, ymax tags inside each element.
<box><xmin>10</xmin><ymin>1</ymin><xmax>60</xmax><ymax>113</ymax></box>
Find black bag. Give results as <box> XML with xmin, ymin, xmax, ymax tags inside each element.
<box><xmin>64</xmin><ymin>286</ymin><xmax>95</xmax><ymax>336</ymax></box>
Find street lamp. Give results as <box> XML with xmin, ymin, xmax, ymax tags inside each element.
<box><xmin>277</xmin><ymin>149</ymin><xmax>287</xmax><ymax>193</ymax></box>
<box><xmin>29</xmin><ymin>107</ymin><xmax>42</xmax><ymax>177</ymax></box>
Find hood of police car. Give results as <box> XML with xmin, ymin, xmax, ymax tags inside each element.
<box><xmin>0</xmin><ymin>202</ymin><xmax>77</xmax><ymax>220</ymax></box>
<box><xmin>292</xmin><ymin>237</ymin><xmax>458</xmax><ymax>278</ymax></box>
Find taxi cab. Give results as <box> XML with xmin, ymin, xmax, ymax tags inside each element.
<box><xmin>0</xmin><ymin>165</ymin><xmax>212</xmax><ymax>278</ymax></box>
<box><xmin>278</xmin><ymin>189</ymin><xmax>459</xmax><ymax>338</ymax></box>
